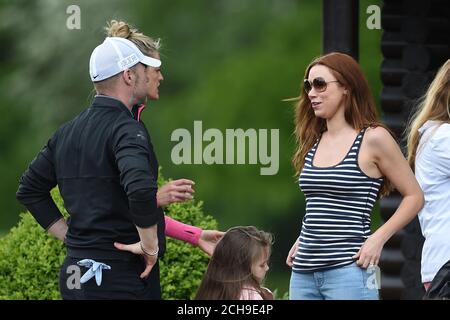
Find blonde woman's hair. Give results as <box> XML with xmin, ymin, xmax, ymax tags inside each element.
<box><xmin>105</xmin><ymin>19</ymin><xmax>161</xmax><ymax>57</ymax></box>
<box><xmin>406</xmin><ymin>59</ymin><xmax>450</xmax><ymax>170</ymax></box>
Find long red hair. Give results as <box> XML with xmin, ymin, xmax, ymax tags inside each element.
<box><xmin>292</xmin><ymin>52</ymin><xmax>393</xmax><ymax>197</ymax></box>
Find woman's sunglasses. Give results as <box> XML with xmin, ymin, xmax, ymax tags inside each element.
<box><xmin>304</xmin><ymin>77</ymin><xmax>340</xmax><ymax>94</ymax></box>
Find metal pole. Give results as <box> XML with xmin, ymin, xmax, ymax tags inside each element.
<box><xmin>323</xmin><ymin>0</ymin><xmax>359</xmax><ymax>60</ymax></box>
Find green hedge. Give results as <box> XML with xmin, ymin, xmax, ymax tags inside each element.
<box><xmin>0</xmin><ymin>174</ymin><xmax>218</xmax><ymax>300</ymax></box>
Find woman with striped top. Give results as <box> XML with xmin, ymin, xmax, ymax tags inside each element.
<box><xmin>286</xmin><ymin>52</ymin><xmax>424</xmax><ymax>300</ymax></box>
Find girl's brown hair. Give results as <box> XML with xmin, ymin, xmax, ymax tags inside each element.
<box><xmin>291</xmin><ymin>52</ymin><xmax>394</xmax><ymax>197</ymax></box>
<box><xmin>195</xmin><ymin>226</ymin><xmax>273</xmax><ymax>300</ymax></box>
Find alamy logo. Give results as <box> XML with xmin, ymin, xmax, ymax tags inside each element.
<box><xmin>366</xmin><ymin>5</ymin><xmax>381</xmax><ymax>30</ymax></box>
<box><xmin>66</xmin><ymin>5</ymin><xmax>81</xmax><ymax>30</ymax></box>
<box><xmin>66</xmin><ymin>265</ymin><xmax>81</xmax><ymax>290</ymax></box>
<box><xmin>171</xmin><ymin>121</ymin><xmax>279</xmax><ymax>175</ymax></box>
<box><xmin>366</xmin><ymin>265</ymin><xmax>381</xmax><ymax>290</ymax></box>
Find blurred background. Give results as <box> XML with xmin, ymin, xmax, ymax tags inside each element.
<box><xmin>0</xmin><ymin>0</ymin><xmax>382</xmax><ymax>294</ymax></box>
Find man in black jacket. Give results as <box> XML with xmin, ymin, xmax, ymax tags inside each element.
<box><xmin>16</xmin><ymin>36</ymin><xmax>220</xmax><ymax>299</ymax></box>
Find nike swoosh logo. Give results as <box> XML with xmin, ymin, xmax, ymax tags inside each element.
<box><xmin>93</xmin><ymin>74</ymin><xmax>99</xmax><ymax>79</ymax></box>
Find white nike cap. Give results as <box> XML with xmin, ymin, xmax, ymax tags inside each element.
<box><xmin>89</xmin><ymin>37</ymin><xmax>161</xmax><ymax>82</ymax></box>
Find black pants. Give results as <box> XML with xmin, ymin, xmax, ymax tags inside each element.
<box><xmin>59</xmin><ymin>255</ymin><xmax>161</xmax><ymax>300</ymax></box>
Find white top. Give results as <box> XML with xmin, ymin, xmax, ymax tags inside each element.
<box><xmin>415</xmin><ymin>120</ymin><xmax>450</xmax><ymax>282</ymax></box>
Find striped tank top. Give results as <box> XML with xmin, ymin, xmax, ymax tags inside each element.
<box><xmin>293</xmin><ymin>128</ymin><xmax>384</xmax><ymax>273</ymax></box>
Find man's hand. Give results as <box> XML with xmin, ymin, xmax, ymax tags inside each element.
<box><xmin>47</xmin><ymin>217</ymin><xmax>68</xmax><ymax>242</ymax></box>
<box><xmin>114</xmin><ymin>241</ymin><xmax>158</xmax><ymax>278</ymax></box>
<box><xmin>197</xmin><ymin>230</ymin><xmax>224</xmax><ymax>256</ymax></box>
<box><xmin>157</xmin><ymin>179</ymin><xmax>195</xmax><ymax>207</ymax></box>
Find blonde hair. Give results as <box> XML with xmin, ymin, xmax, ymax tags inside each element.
<box><xmin>105</xmin><ymin>19</ymin><xmax>161</xmax><ymax>57</ymax></box>
<box><xmin>406</xmin><ymin>59</ymin><xmax>450</xmax><ymax>170</ymax></box>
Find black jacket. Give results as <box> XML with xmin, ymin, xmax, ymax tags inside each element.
<box><xmin>16</xmin><ymin>95</ymin><xmax>165</xmax><ymax>260</ymax></box>
<box><xmin>424</xmin><ymin>259</ymin><xmax>450</xmax><ymax>300</ymax></box>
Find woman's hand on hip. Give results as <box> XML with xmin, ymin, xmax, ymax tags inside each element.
<box><xmin>286</xmin><ymin>239</ymin><xmax>299</xmax><ymax>267</ymax></box>
<box><xmin>352</xmin><ymin>234</ymin><xmax>385</xmax><ymax>269</ymax></box>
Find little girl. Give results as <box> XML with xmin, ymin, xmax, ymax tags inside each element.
<box><xmin>195</xmin><ymin>226</ymin><xmax>274</xmax><ymax>300</ymax></box>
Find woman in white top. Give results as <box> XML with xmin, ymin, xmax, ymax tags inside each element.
<box><xmin>406</xmin><ymin>59</ymin><xmax>450</xmax><ymax>291</ymax></box>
